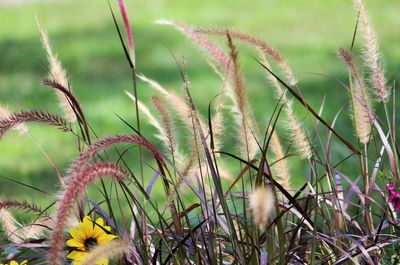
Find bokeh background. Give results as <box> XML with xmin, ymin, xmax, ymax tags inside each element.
<box><xmin>1</xmin><ymin>0</ymin><xmax>399</xmax><ymax>205</ymax></box>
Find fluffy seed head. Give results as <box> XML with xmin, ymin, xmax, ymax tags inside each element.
<box><xmin>285</xmin><ymin>101</ymin><xmax>313</xmax><ymax>159</ymax></box>
<box><xmin>226</xmin><ymin>34</ymin><xmax>259</xmax><ymax>159</ymax></box>
<box><xmin>249</xmin><ymin>186</ymin><xmax>275</xmax><ymax>231</ymax></box>
<box><xmin>354</xmin><ymin>0</ymin><xmax>390</xmax><ymax>102</ymax></box>
<box><xmin>338</xmin><ymin>48</ymin><xmax>374</xmax><ymax>144</ymax></box>
<box><xmin>0</xmin><ymin>209</ymin><xmax>23</xmax><ymax>243</ymax></box>
<box><xmin>269</xmin><ymin>130</ymin><xmax>291</xmax><ymax>191</ymax></box>
<box><xmin>23</xmin><ymin>216</ymin><xmax>53</xmax><ymax>240</ymax></box>
<box><xmin>82</xmin><ymin>240</ymin><xmax>129</xmax><ymax>265</ymax></box>
<box><xmin>196</xmin><ymin>27</ymin><xmax>297</xmax><ymax>86</ymax></box>
<box><xmin>258</xmin><ymin>53</ymin><xmax>311</xmax><ymax>159</ymax></box>
<box><xmin>117</xmin><ymin>0</ymin><xmax>135</xmax><ymax>65</ymax></box>
<box><xmin>126</xmin><ymin>91</ymin><xmax>185</xmax><ymax>164</ymax></box>
<box><xmin>36</xmin><ymin>17</ymin><xmax>76</xmax><ymax>122</ymax></box>
<box><xmin>155</xmin><ymin>19</ymin><xmax>230</xmax><ymax>70</ymax></box>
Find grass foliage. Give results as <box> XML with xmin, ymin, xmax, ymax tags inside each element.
<box><xmin>1</xmin><ymin>0</ymin><xmax>400</xmax><ymax>264</ymax></box>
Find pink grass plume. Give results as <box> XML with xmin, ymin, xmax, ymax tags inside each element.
<box><xmin>117</xmin><ymin>0</ymin><xmax>135</xmax><ymax>66</ymax></box>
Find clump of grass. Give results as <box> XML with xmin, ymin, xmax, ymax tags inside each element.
<box><xmin>1</xmin><ymin>0</ymin><xmax>400</xmax><ymax>264</ymax></box>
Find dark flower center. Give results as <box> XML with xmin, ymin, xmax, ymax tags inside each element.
<box><xmin>84</xmin><ymin>237</ymin><xmax>98</xmax><ymax>250</ymax></box>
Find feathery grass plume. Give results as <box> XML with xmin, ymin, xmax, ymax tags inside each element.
<box><xmin>137</xmin><ymin>74</ymin><xmax>208</xmax><ymax>165</ymax></box>
<box><xmin>249</xmin><ymin>186</ymin><xmax>275</xmax><ymax>231</ymax></box>
<box><xmin>125</xmin><ymin>91</ymin><xmax>164</xmax><ymax>134</ymax></box>
<box><xmin>117</xmin><ymin>0</ymin><xmax>135</xmax><ymax>65</ymax></box>
<box><xmin>338</xmin><ymin>48</ymin><xmax>373</xmax><ymax>144</ymax></box>
<box><xmin>137</xmin><ymin>74</ymin><xmax>189</xmax><ymax>123</ymax></box>
<box><xmin>36</xmin><ymin>17</ymin><xmax>76</xmax><ymax>122</ymax></box>
<box><xmin>152</xmin><ymin>96</ymin><xmax>179</xmax><ymax>161</ymax></box>
<box><xmin>66</xmin><ymin>134</ymin><xmax>166</xmax><ymax>183</ymax></box>
<box><xmin>0</xmin><ymin>105</ymin><xmax>28</xmax><ymax>135</ymax></box>
<box><xmin>269</xmin><ymin>129</ymin><xmax>291</xmax><ymax>191</ymax></box>
<box><xmin>49</xmin><ymin>162</ymin><xmax>127</xmax><ymax>265</ymax></box>
<box><xmin>0</xmin><ymin>110</ymin><xmax>69</xmax><ymax>139</ymax></box>
<box><xmin>0</xmin><ymin>200</ymin><xmax>49</xmax><ymax>216</ymax></box>
<box><xmin>151</xmin><ymin>21</ymin><xmax>231</xmax><ymax>150</ymax></box>
<box><xmin>185</xmin><ymin>163</ymin><xmax>231</xmax><ymax>184</ymax></box>
<box><xmin>196</xmin><ymin>27</ymin><xmax>297</xmax><ymax>86</ymax></box>
<box><xmin>284</xmin><ymin>100</ymin><xmax>312</xmax><ymax>159</ymax></box>
<box><xmin>354</xmin><ymin>0</ymin><xmax>389</xmax><ymax>102</ymax></box>
<box><xmin>205</xmin><ymin>60</ymin><xmax>227</xmax><ymax>151</ymax></box>
<box><xmin>155</xmin><ymin>19</ymin><xmax>230</xmax><ymax>70</ymax></box>
<box><xmin>81</xmin><ymin>239</ymin><xmax>128</xmax><ymax>265</ymax></box>
<box><xmin>23</xmin><ymin>216</ymin><xmax>53</xmax><ymax>240</ymax></box>
<box><xmin>259</xmin><ymin>53</ymin><xmax>312</xmax><ymax>159</ymax></box>
<box><xmin>137</xmin><ymin>74</ymin><xmax>208</xmax><ymax>131</ymax></box>
<box><xmin>0</xmin><ymin>209</ymin><xmax>23</xmax><ymax>243</ymax></box>
<box><xmin>226</xmin><ymin>34</ymin><xmax>259</xmax><ymax>159</ymax></box>
<box><xmin>210</xmin><ymin>95</ymin><xmax>225</xmax><ymax>152</ymax></box>
<box><xmin>126</xmin><ymin>91</ymin><xmax>185</xmax><ymax>164</ymax></box>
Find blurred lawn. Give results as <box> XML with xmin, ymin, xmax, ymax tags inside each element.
<box><xmin>1</xmin><ymin>0</ymin><xmax>399</xmax><ymax>205</ymax></box>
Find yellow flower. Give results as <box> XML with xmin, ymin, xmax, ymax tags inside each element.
<box><xmin>66</xmin><ymin>216</ymin><xmax>117</xmax><ymax>265</ymax></box>
<box><xmin>0</xmin><ymin>261</ymin><xmax>28</xmax><ymax>265</ymax></box>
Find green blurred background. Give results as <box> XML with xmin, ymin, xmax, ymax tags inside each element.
<box><xmin>1</xmin><ymin>0</ymin><xmax>399</xmax><ymax>206</ymax></box>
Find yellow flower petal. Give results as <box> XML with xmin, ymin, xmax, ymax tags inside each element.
<box><xmin>95</xmin><ymin>218</ymin><xmax>112</xmax><ymax>231</ymax></box>
<box><xmin>79</xmin><ymin>216</ymin><xmax>94</xmax><ymax>238</ymax></box>
<box><xmin>67</xmin><ymin>250</ymin><xmax>88</xmax><ymax>261</ymax></box>
<box><xmin>70</xmin><ymin>227</ymin><xmax>85</xmax><ymax>242</ymax></box>
<box><xmin>67</xmin><ymin>215</ymin><xmax>116</xmax><ymax>265</ymax></box>
<box><xmin>95</xmin><ymin>217</ymin><xmax>104</xmax><ymax>227</ymax></box>
<box><xmin>97</xmin><ymin>234</ymin><xmax>117</xmax><ymax>245</ymax></box>
<box><xmin>92</xmin><ymin>224</ymin><xmax>104</xmax><ymax>238</ymax></box>
<box><xmin>66</xmin><ymin>238</ymin><xmax>85</xmax><ymax>250</ymax></box>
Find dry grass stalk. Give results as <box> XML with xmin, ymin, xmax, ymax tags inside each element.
<box><xmin>36</xmin><ymin>17</ymin><xmax>76</xmax><ymax>122</ymax></box>
<box><xmin>82</xmin><ymin>240</ymin><xmax>129</xmax><ymax>265</ymax></box>
<box><xmin>338</xmin><ymin>48</ymin><xmax>373</xmax><ymax>144</ymax></box>
<box><xmin>249</xmin><ymin>186</ymin><xmax>275</xmax><ymax>231</ymax></box>
<box><xmin>354</xmin><ymin>0</ymin><xmax>389</xmax><ymax>102</ymax></box>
